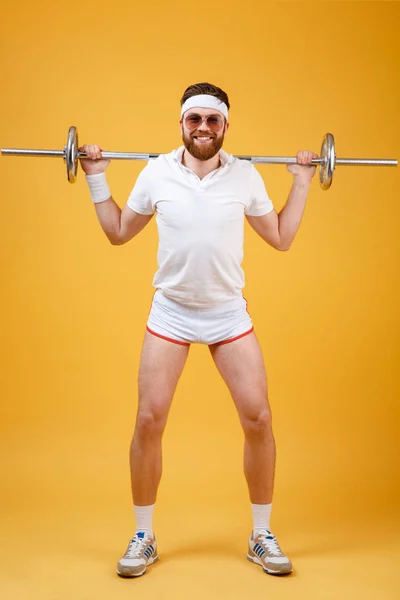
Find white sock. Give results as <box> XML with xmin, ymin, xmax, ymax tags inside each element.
<box><xmin>134</xmin><ymin>504</ymin><xmax>155</xmax><ymax>536</ymax></box>
<box><xmin>252</xmin><ymin>503</ymin><xmax>272</xmax><ymax>535</ymax></box>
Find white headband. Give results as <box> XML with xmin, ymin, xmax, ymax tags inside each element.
<box><xmin>180</xmin><ymin>94</ymin><xmax>229</xmax><ymax>121</ymax></box>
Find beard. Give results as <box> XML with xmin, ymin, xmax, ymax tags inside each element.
<box><xmin>182</xmin><ymin>129</ymin><xmax>225</xmax><ymax>161</ymax></box>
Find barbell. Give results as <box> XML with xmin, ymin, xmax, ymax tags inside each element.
<box><xmin>1</xmin><ymin>126</ymin><xmax>398</xmax><ymax>190</ymax></box>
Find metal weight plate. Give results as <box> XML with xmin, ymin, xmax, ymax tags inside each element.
<box><xmin>319</xmin><ymin>133</ymin><xmax>336</xmax><ymax>190</ymax></box>
<box><xmin>65</xmin><ymin>126</ymin><xmax>79</xmax><ymax>183</ymax></box>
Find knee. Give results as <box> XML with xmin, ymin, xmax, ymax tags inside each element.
<box><xmin>134</xmin><ymin>408</ymin><xmax>168</xmax><ymax>439</ymax></box>
<box><xmin>241</xmin><ymin>405</ymin><xmax>273</xmax><ymax>438</ymax></box>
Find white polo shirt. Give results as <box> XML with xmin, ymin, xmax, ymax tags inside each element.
<box><xmin>127</xmin><ymin>146</ymin><xmax>274</xmax><ymax>307</ymax></box>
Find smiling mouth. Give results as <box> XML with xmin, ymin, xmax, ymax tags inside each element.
<box><xmin>194</xmin><ymin>136</ymin><xmax>213</xmax><ymax>142</ymax></box>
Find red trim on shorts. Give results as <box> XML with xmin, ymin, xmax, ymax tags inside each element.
<box><xmin>213</xmin><ymin>327</ymin><xmax>254</xmax><ymax>346</ymax></box>
<box><xmin>146</xmin><ymin>326</ymin><xmax>191</xmax><ymax>347</ymax></box>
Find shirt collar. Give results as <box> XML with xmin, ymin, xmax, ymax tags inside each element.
<box><xmin>172</xmin><ymin>146</ymin><xmax>234</xmax><ymax>168</ymax></box>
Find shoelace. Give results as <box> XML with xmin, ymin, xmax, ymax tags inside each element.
<box><xmin>126</xmin><ymin>535</ymin><xmax>148</xmax><ymax>558</ymax></box>
<box><xmin>256</xmin><ymin>530</ymin><xmax>282</xmax><ymax>556</ymax></box>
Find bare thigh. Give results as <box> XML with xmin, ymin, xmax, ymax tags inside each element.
<box><xmin>208</xmin><ymin>332</ymin><xmax>271</xmax><ymax>425</ymax></box>
<box><xmin>136</xmin><ymin>331</ymin><xmax>190</xmax><ymax>426</ymax></box>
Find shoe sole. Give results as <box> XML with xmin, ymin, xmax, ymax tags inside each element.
<box><xmin>247</xmin><ymin>553</ymin><xmax>292</xmax><ymax>575</ymax></box>
<box><xmin>116</xmin><ymin>554</ymin><xmax>158</xmax><ymax>578</ymax></box>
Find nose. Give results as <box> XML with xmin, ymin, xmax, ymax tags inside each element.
<box><xmin>198</xmin><ymin>117</ymin><xmax>212</xmax><ymax>130</ymax></box>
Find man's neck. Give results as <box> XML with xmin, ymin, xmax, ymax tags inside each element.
<box><xmin>181</xmin><ymin>149</ymin><xmax>221</xmax><ymax>180</ymax></box>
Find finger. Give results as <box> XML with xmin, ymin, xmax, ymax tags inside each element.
<box><xmin>304</xmin><ymin>151</ymin><xmax>313</xmax><ymax>165</ymax></box>
<box><xmin>89</xmin><ymin>145</ymin><xmax>99</xmax><ymax>160</ymax></box>
<box><xmin>81</xmin><ymin>144</ymin><xmax>92</xmax><ymax>159</ymax></box>
<box><xmin>89</xmin><ymin>145</ymin><xmax>97</xmax><ymax>160</ymax></box>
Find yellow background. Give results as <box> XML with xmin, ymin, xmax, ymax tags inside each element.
<box><xmin>0</xmin><ymin>1</ymin><xmax>399</xmax><ymax>598</ymax></box>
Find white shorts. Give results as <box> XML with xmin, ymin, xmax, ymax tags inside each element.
<box><xmin>146</xmin><ymin>289</ymin><xmax>254</xmax><ymax>346</ymax></box>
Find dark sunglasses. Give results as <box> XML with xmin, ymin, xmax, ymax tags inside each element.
<box><xmin>183</xmin><ymin>113</ymin><xmax>225</xmax><ymax>133</ymax></box>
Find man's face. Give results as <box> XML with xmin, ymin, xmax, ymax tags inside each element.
<box><xmin>180</xmin><ymin>107</ymin><xmax>229</xmax><ymax>161</ymax></box>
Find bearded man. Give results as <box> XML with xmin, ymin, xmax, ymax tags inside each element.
<box><xmin>80</xmin><ymin>82</ymin><xmax>317</xmax><ymax>578</ymax></box>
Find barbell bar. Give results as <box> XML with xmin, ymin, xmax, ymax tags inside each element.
<box><xmin>1</xmin><ymin>126</ymin><xmax>398</xmax><ymax>190</ymax></box>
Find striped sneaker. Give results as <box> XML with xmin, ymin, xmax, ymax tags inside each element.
<box><xmin>248</xmin><ymin>529</ymin><xmax>292</xmax><ymax>575</ymax></box>
<box><xmin>116</xmin><ymin>532</ymin><xmax>158</xmax><ymax>577</ymax></box>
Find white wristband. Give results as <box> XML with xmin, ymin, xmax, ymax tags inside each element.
<box><xmin>85</xmin><ymin>173</ymin><xmax>111</xmax><ymax>203</ymax></box>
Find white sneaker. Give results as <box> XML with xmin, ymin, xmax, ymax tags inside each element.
<box><xmin>247</xmin><ymin>529</ymin><xmax>293</xmax><ymax>575</ymax></box>
<box><xmin>116</xmin><ymin>532</ymin><xmax>158</xmax><ymax>577</ymax></box>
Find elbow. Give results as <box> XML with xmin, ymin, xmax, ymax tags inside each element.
<box><xmin>276</xmin><ymin>239</ymin><xmax>292</xmax><ymax>252</ymax></box>
<box><xmin>110</xmin><ymin>238</ymin><xmax>126</xmax><ymax>246</ymax></box>
<box><xmin>108</xmin><ymin>233</ymin><xmax>125</xmax><ymax>246</ymax></box>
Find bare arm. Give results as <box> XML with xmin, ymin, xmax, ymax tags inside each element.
<box><xmin>246</xmin><ymin>176</ymin><xmax>311</xmax><ymax>251</ymax></box>
<box><xmin>78</xmin><ymin>143</ymin><xmax>153</xmax><ymax>245</ymax></box>
<box><xmin>246</xmin><ymin>151</ymin><xmax>317</xmax><ymax>251</ymax></box>
<box><xmin>94</xmin><ymin>198</ymin><xmax>153</xmax><ymax>245</ymax></box>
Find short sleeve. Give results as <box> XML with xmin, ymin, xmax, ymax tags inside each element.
<box><xmin>245</xmin><ymin>166</ymin><xmax>274</xmax><ymax>216</ymax></box>
<box><xmin>126</xmin><ymin>164</ymin><xmax>154</xmax><ymax>215</ymax></box>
